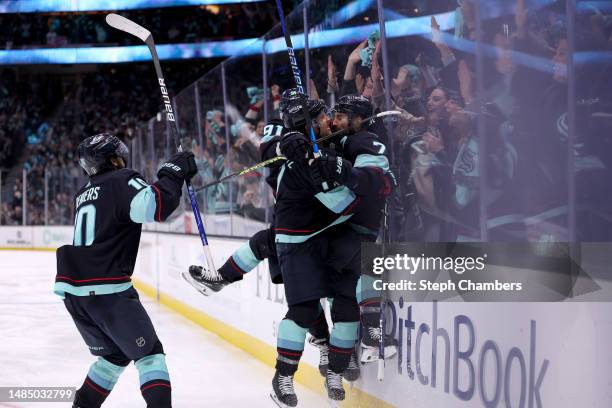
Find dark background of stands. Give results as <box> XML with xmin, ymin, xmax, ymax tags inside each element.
<box><xmin>1</xmin><ymin>0</ymin><xmax>611</xmax><ymax>244</ymax></box>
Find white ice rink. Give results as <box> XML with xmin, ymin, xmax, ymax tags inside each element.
<box><xmin>0</xmin><ymin>250</ymin><xmax>327</xmax><ymax>408</ymax></box>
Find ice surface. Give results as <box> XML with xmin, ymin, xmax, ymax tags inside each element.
<box><xmin>0</xmin><ymin>251</ymin><xmax>326</xmax><ymax>407</ymax></box>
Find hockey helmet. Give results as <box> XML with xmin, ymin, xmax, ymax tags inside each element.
<box><xmin>281</xmin><ymin>94</ymin><xmax>328</xmax><ymax>131</ymax></box>
<box><xmin>78</xmin><ymin>133</ymin><xmax>129</xmax><ymax>176</ymax></box>
<box><xmin>279</xmin><ymin>88</ymin><xmax>305</xmax><ymax>113</ymax></box>
<box><xmin>332</xmin><ymin>95</ymin><xmax>373</xmax><ymax>120</ymax></box>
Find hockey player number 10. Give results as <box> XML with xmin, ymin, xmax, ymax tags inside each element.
<box><xmin>74</xmin><ymin>204</ymin><xmax>96</xmax><ymax>246</ymax></box>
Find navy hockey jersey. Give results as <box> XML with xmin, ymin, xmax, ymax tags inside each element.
<box><xmin>338</xmin><ymin>129</ymin><xmax>393</xmax><ymax>239</ymax></box>
<box><xmin>54</xmin><ymin>168</ymin><xmax>182</xmax><ymax>297</ymax></box>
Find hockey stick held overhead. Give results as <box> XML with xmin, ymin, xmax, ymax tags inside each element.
<box><xmin>273</xmin><ymin>0</ymin><xmax>321</xmax><ymax>157</ymax></box>
<box><xmin>106</xmin><ymin>13</ymin><xmax>216</xmax><ymax>274</ymax></box>
<box><xmin>106</xmin><ymin>13</ymin><xmax>151</xmax><ymax>42</ymax></box>
<box><xmin>313</xmin><ymin>110</ymin><xmax>402</xmax><ymax>145</ymax></box>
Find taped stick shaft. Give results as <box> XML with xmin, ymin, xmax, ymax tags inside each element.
<box><xmin>195</xmin><ymin>156</ymin><xmax>286</xmax><ymax>192</ymax></box>
<box><xmin>106</xmin><ymin>13</ymin><xmax>215</xmax><ymax>272</ymax></box>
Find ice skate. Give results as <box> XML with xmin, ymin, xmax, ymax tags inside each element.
<box><xmin>343</xmin><ymin>349</ymin><xmax>360</xmax><ymax>385</ymax></box>
<box><xmin>270</xmin><ymin>371</ymin><xmax>298</xmax><ymax>408</ymax></box>
<box><xmin>308</xmin><ymin>336</ymin><xmax>329</xmax><ymax>377</ymax></box>
<box><xmin>360</xmin><ymin>325</ymin><xmax>398</xmax><ymax>364</ymax></box>
<box><xmin>182</xmin><ymin>265</ymin><xmax>229</xmax><ymax>296</ymax></box>
<box><xmin>324</xmin><ymin>369</ymin><xmax>345</xmax><ymax>407</ymax></box>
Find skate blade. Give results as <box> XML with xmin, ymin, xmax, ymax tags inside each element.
<box><xmin>181</xmin><ymin>271</ymin><xmax>212</xmax><ymax>296</ymax></box>
<box><xmin>270</xmin><ymin>391</ymin><xmax>293</xmax><ymax>408</ymax></box>
<box><xmin>360</xmin><ymin>345</ymin><xmax>397</xmax><ymax>364</ymax></box>
<box><xmin>343</xmin><ymin>373</ymin><xmax>360</xmax><ymax>383</ymax></box>
<box><xmin>327</xmin><ymin>397</ymin><xmax>341</xmax><ymax>407</ymax></box>
<box><xmin>323</xmin><ymin>379</ymin><xmax>344</xmax><ymax>407</ymax></box>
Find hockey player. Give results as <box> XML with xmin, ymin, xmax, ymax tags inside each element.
<box><xmin>54</xmin><ymin>133</ymin><xmax>197</xmax><ymax>408</ymax></box>
<box><xmin>270</xmin><ymin>94</ymin><xmax>365</xmax><ymax>407</ymax></box>
<box><xmin>183</xmin><ymin>90</ymin><xmax>328</xmax><ymax>292</ymax></box>
<box><xmin>323</xmin><ymin>95</ymin><xmax>399</xmax><ymax>364</ymax></box>
<box><xmin>185</xmin><ymin>90</ymin><xmax>342</xmax><ymax>376</ymax></box>
<box><xmin>183</xmin><ymin>116</ymin><xmax>286</xmax><ymax>293</ymax></box>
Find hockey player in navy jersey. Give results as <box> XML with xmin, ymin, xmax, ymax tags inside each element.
<box><xmin>184</xmin><ymin>89</ymin><xmax>335</xmax><ymax>292</ymax></box>
<box><xmin>318</xmin><ymin>95</ymin><xmax>399</xmax><ymax>364</ymax></box>
<box><xmin>269</xmin><ymin>93</ymin><xmax>367</xmax><ymax>407</ymax></box>
<box><xmin>55</xmin><ymin>133</ymin><xmax>196</xmax><ymax>408</ymax></box>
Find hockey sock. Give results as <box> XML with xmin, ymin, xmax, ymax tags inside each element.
<box><xmin>135</xmin><ymin>354</ymin><xmax>171</xmax><ymax>408</ymax></box>
<box><xmin>357</xmin><ymin>275</ymin><xmax>379</xmax><ymax>306</ymax></box>
<box><xmin>329</xmin><ymin>322</ymin><xmax>359</xmax><ymax>374</ymax></box>
<box><xmin>218</xmin><ymin>241</ymin><xmax>261</xmax><ymax>282</ymax></box>
<box><xmin>74</xmin><ymin>357</ymin><xmax>127</xmax><ymax>408</ymax></box>
<box><xmin>307</xmin><ymin>303</ymin><xmax>329</xmax><ymax>340</ymax></box>
<box><xmin>361</xmin><ymin>303</ymin><xmax>381</xmax><ymax>327</ymax></box>
<box><xmin>276</xmin><ymin>319</ymin><xmax>308</xmax><ymax>376</ymax></box>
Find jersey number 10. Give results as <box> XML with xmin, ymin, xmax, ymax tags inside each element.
<box><xmin>74</xmin><ymin>204</ymin><xmax>96</xmax><ymax>246</ymax></box>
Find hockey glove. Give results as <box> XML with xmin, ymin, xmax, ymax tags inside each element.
<box><xmin>310</xmin><ymin>154</ymin><xmax>353</xmax><ymax>192</ymax></box>
<box><xmin>278</xmin><ymin>131</ymin><xmax>311</xmax><ymax>162</ymax></box>
<box><xmin>157</xmin><ymin>151</ymin><xmax>198</xmax><ymax>183</ymax></box>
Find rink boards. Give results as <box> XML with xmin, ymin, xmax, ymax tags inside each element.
<box><xmin>1</xmin><ymin>225</ymin><xmax>611</xmax><ymax>408</ymax></box>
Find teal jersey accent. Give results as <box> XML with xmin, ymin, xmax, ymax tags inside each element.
<box><xmin>330</xmin><ymin>321</ymin><xmax>359</xmax><ymax>348</ymax></box>
<box><xmin>74</xmin><ymin>204</ymin><xmax>96</xmax><ymax>246</ymax></box>
<box><xmin>135</xmin><ymin>354</ymin><xmax>170</xmax><ymax>386</ymax></box>
<box><xmin>277</xmin><ymin>319</ymin><xmax>308</xmax><ymax>351</ymax></box>
<box><xmin>53</xmin><ymin>282</ymin><xmax>133</xmax><ymax>299</ymax></box>
<box><xmin>232</xmin><ymin>242</ymin><xmax>261</xmax><ymax>272</ymax></box>
<box><xmin>276</xmin><ymin>163</ymin><xmax>287</xmax><ymax>193</ymax></box>
<box><xmin>314</xmin><ymin>186</ymin><xmax>356</xmax><ymax>214</ymax></box>
<box><xmin>357</xmin><ymin>275</ymin><xmax>379</xmax><ymax>305</ymax></box>
<box><xmin>129</xmin><ymin>186</ymin><xmax>157</xmax><ymax>223</ymax></box>
<box><xmin>262</xmin><ymin>123</ymin><xmax>284</xmax><ymax>142</ymax></box>
<box><xmin>87</xmin><ymin>357</ymin><xmax>126</xmax><ymax>391</ymax></box>
<box><xmin>354</xmin><ymin>153</ymin><xmax>389</xmax><ymax>172</ymax></box>
<box><xmin>275</xmin><ymin>214</ymin><xmax>353</xmax><ymax>244</ymax></box>
<box><xmin>349</xmin><ymin>222</ymin><xmax>378</xmax><ymax>237</ymax></box>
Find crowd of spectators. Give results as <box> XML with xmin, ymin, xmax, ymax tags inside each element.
<box><xmin>2</xmin><ymin>0</ymin><xmax>612</xmax><ymax>242</ymax></box>
<box><xmin>159</xmin><ymin>0</ymin><xmax>612</xmax><ymax>240</ymax></box>
<box><xmin>1</xmin><ymin>61</ymin><xmax>214</xmax><ymax>225</ymax></box>
<box><xmin>0</xmin><ymin>2</ymin><xmax>283</xmax><ymax>49</ymax></box>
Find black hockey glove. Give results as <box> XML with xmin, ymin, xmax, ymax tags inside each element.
<box><xmin>310</xmin><ymin>154</ymin><xmax>353</xmax><ymax>192</ymax></box>
<box><xmin>157</xmin><ymin>151</ymin><xmax>198</xmax><ymax>183</ymax></box>
<box><xmin>279</xmin><ymin>131</ymin><xmax>311</xmax><ymax>162</ymax></box>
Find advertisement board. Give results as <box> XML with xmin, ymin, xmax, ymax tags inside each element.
<box><xmin>4</xmin><ymin>227</ymin><xmax>611</xmax><ymax>407</ymax></box>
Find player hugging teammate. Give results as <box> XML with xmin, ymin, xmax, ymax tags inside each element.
<box><xmin>187</xmin><ymin>91</ymin><xmax>396</xmax><ymax>407</ymax></box>
<box><xmin>55</xmin><ymin>134</ymin><xmax>197</xmax><ymax>408</ymax></box>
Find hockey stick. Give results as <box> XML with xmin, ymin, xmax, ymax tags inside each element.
<box><xmin>193</xmin><ymin>110</ymin><xmax>403</xmax><ymax>192</ymax></box>
<box><xmin>378</xmin><ymin>300</ymin><xmax>386</xmax><ymax>381</ymax></box>
<box><xmin>313</xmin><ymin>110</ymin><xmax>402</xmax><ymax>145</ymax></box>
<box><xmin>273</xmin><ymin>0</ymin><xmax>320</xmax><ymax>158</ymax></box>
<box><xmin>194</xmin><ymin>155</ymin><xmax>286</xmax><ymax>192</ymax></box>
<box><xmin>106</xmin><ymin>13</ymin><xmax>216</xmax><ymax>274</ymax></box>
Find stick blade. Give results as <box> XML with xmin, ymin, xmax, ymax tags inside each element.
<box><xmin>377</xmin><ymin>110</ymin><xmax>402</xmax><ymax>118</ymax></box>
<box><xmin>106</xmin><ymin>13</ymin><xmax>151</xmax><ymax>42</ymax></box>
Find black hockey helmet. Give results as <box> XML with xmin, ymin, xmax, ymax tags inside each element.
<box><xmin>78</xmin><ymin>133</ymin><xmax>129</xmax><ymax>176</ymax></box>
<box><xmin>281</xmin><ymin>93</ymin><xmax>328</xmax><ymax>131</ymax></box>
<box><xmin>332</xmin><ymin>95</ymin><xmax>373</xmax><ymax>120</ymax></box>
<box><xmin>279</xmin><ymin>88</ymin><xmax>305</xmax><ymax>113</ymax></box>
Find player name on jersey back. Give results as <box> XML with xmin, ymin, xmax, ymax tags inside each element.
<box><xmin>54</xmin><ymin>169</ymin><xmax>145</xmax><ymax>298</ymax></box>
<box><xmin>75</xmin><ymin>186</ymin><xmax>100</xmax><ymax>208</ymax></box>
